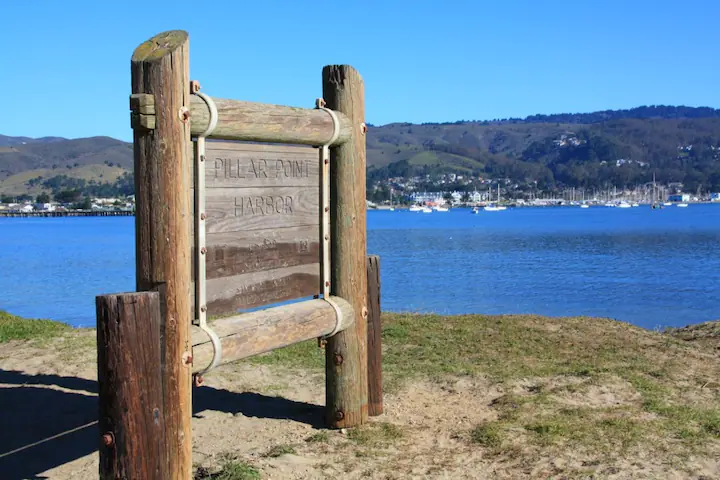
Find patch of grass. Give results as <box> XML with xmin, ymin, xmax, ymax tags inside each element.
<box><xmin>262</xmin><ymin>444</ymin><xmax>296</xmax><ymax>458</ymax></box>
<box><xmin>195</xmin><ymin>459</ymin><xmax>260</xmax><ymax>480</ymax></box>
<box><xmin>0</xmin><ymin>310</ymin><xmax>70</xmax><ymax>342</ymax></box>
<box><xmin>305</xmin><ymin>431</ymin><xmax>330</xmax><ymax>443</ymax></box>
<box><xmin>247</xmin><ymin>339</ymin><xmax>323</xmax><ymax>370</ymax></box>
<box><xmin>470</xmin><ymin>422</ymin><xmax>503</xmax><ymax>448</ymax></box>
<box><xmin>524</xmin><ymin>421</ymin><xmax>568</xmax><ymax>444</ymax></box>
<box><xmin>347</xmin><ymin>422</ymin><xmax>404</xmax><ymax>447</ymax></box>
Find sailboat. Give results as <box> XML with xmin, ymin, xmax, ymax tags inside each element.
<box><xmin>484</xmin><ymin>184</ymin><xmax>507</xmax><ymax>211</ymax></box>
<box><xmin>651</xmin><ymin>173</ymin><xmax>663</xmax><ymax>210</ymax></box>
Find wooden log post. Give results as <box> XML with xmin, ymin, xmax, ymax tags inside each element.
<box><xmin>97</xmin><ymin>292</ymin><xmax>167</xmax><ymax>479</ymax></box>
<box><xmin>191</xmin><ymin>297</ymin><xmax>354</xmax><ymax>373</ymax></box>
<box><xmin>366</xmin><ymin>255</ymin><xmax>383</xmax><ymax>416</ymax></box>
<box><xmin>189</xmin><ymin>96</ymin><xmax>352</xmax><ymax>145</ymax></box>
<box><xmin>131</xmin><ymin>30</ymin><xmax>192</xmax><ymax>479</ymax></box>
<box><xmin>323</xmin><ymin>65</ymin><xmax>369</xmax><ymax>428</ymax></box>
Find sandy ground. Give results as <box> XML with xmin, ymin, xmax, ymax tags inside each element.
<box><xmin>0</xmin><ymin>332</ymin><xmax>718</xmax><ymax>480</ymax></box>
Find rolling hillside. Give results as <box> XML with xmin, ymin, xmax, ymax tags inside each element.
<box><xmin>3</xmin><ymin>105</ymin><xmax>720</xmax><ymax>196</ymax></box>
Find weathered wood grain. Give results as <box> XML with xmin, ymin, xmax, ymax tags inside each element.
<box><xmin>323</xmin><ymin>65</ymin><xmax>369</xmax><ymax>428</ymax></box>
<box><xmin>366</xmin><ymin>255</ymin><xmax>383</xmax><ymax>416</ymax></box>
<box><xmin>97</xmin><ymin>292</ymin><xmax>167</xmax><ymax>479</ymax></box>
<box><xmin>204</xmin><ymin>142</ymin><xmax>319</xmax><ymax>188</ymax></box>
<box><xmin>205</xmin><ymin>263</ymin><xmax>320</xmax><ymax>316</ymax></box>
<box><xmin>190</xmin><ymin>96</ymin><xmax>351</xmax><ymax>146</ymax></box>
<box><xmin>204</xmin><ymin>186</ymin><xmax>319</xmax><ymax>234</ymax></box>
<box><xmin>204</xmin><ymin>234</ymin><xmax>320</xmax><ymax>279</ymax></box>
<box><xmin>191</xmin><ymin>296</ymin><xmax>353</xmax><ymax>373</ymax></box>
<box><xmin>131</xmin><ymin>29</ymin><xmax>192</xmax><ymax>479</ymax></box>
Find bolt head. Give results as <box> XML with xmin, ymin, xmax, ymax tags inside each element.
<box><xmin>102</xmin><ymin>433</ymin><xmax>114</xmax><ymax>447</ymax></box>
<box><xmin>200</xmin><ymin>247</ymin><xmax>207</xmax><ymax>255</ymax></box>
<box><xmin>335</xmin><ymin>410</ymin><xmax>345</xmax><ymax>421</ymax></box>
<box><xmin>200</xmin><ymin>213</ymin><xmax>207</xmax><ymax>220</ymax></box>
<box><xmin>325</xmin><ymin>281</ymin><xmax>330</xmax><ymax>287</ymax></box>
<box><xmin>200</xmin><ymin>305</ymin><xmax>207</xmax><ymax>313</ymax></box>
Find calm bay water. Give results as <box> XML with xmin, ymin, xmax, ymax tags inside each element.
<box><xmin>1</xmin><ymin>205</ymin><xmax>719</xmax><ymax>330</ymax></box>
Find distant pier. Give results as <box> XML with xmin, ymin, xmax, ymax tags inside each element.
<box><xmin>0</xmin><ymin>210</ymin><xmax>134</xmax><ymax>218</ymax></box>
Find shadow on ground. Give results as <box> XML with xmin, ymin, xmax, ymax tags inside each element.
<box><xmin>0</xmin><ymin>369</ymin><xmax>323</xmax><ymax>479</ymax></box>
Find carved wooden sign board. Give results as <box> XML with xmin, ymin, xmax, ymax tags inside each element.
<box><xmin>195</xmin><ymin>141</ymin><xmax>321</xmax><ymax>316</ymax></box>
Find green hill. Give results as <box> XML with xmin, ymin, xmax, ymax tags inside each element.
<box><xmin>3</xmin><ymin>105</ymin><xmax>720</xmax><ymax>197</ymax></box>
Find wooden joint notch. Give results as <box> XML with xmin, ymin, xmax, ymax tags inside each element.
<box><xmin>130</xmin><ymin>93</ymin><xmax>156</xmax><ymax>130</ymax></box>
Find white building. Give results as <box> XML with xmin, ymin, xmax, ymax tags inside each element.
<box><xmin>34</xmin><ymin>203</ymin><xmax>56</xmax><ymax>212</ymax></box>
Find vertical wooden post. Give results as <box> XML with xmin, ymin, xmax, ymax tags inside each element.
<box><xmin>323</xmin><ymin>65</ymin><xmax>369</xmax><ymax>428</ymax></box>
<box><xmin>131</xmin><ymin>30</ymin><xmax>192</xmax><ymax>479</ymax></box>
<box><xmin>366</xmin><ymin>255</ymin><xmax>383</xmax><ymax>416</ymax></box>
<box><xmin>97</xmin><ymin>292</ymin><xmax>167</xmax><ymax>479</ymax></box>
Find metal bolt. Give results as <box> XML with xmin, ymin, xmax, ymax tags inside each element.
<box><xmin>316</xmin><ymin>98</ymin><xmax>326</xmax><ymax>108</ymax></box>
<box><xmin>334</xmin><ymin>353</ymin><xmax>344</xmax><ymax>366</ymax></box>
<box><xmin>182</xmin><ymin>351</ymin><xmax>193</xmax><ymax>365</ymax></box>
<box><xmin>180</xmin><ymin>107</ymin><xmax>190</xmax><ymax>122</ymax></box>
<box><xmin>362</xmin><ymin>307</ymin><xmax>368</xmax><ymax>319</ymax></box>
<box><xmin>325</xmin><ymin>207</ymin><xmax>330</xmax><ymax>213</ymax></box>
<box><xmin>200</xmin><ymin>213</ymin><xmax>206</xmax><ymax>220</ymax></box>
<box><xmin>190</xmin><ymin>80</ymin><xmax>201</xmax><ymax>93</ymax></box>
<box><xmin>200</xmin><ymin>154</ymin><xmax>205</xmax><ymax>163</ymax></box>
<box><xmin>200</xmin><ymin>247</ymin><xmax>207</xmax><ymax>255</ymax></box>
<box><xmin>324</xmin><ymin>234</ymin><xmax>329</xmax><ymax>240</ymax></box>
<box><xmin>335</xmin><ymin>410</ymin><xmax>345</xmax><ymax>421</ymax></box>
<box><xmin>200</xmin><ymin>305</ymin><xmax>207</xmax><ymax>313</ymax></box>
<box><xmin>361</xmin><ymin>123</ymin><xmax>367</xmax><ymax>135</ymax></box>
<box><xmin>102</xmin><ymin>433</ymin><xmax>114</xmax><ymax>447</ymax></box>
<box><xmin>324</xmin><ymin>159</ymin><xmax>329</xmax><ymax>165</ymax></box>
<box><xmin>325</xmin><ymin>281</ymin><xmax>330</xmax><ymax>287</ymax></box>
<box><xmin>194</xmin><ymin>374</ymin><xmax>204</xmax><ymax>387</ymax></box>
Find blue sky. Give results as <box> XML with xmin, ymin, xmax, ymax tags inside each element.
<box><xmin>1</xmin><ymin>0</ymin><xmax>718</xmax><ymax>141</ymax></box>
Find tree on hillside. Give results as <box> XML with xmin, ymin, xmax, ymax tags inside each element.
<box><xmin>443</xmin><ymin>192</ymin><xmax>454</xmax><ymax>205</ymax></box>
<box><xmin>74</xmin><ymin>197</ymin><xmax>93</xmax><ymax>210</ymax></box>
<box><xmin>55</xmin><ymin>189</ymin><xmax>82</xmax><ymax>204</ymax></box>
<box><xmin>1</xmin><ymin>194</ymin><xmax>14</xmax><ymax>204</ymax></box>
<box><xmin>36</xmin><ymin>192</ymin><xmax>50</xmax><ymax>203</ymax></box>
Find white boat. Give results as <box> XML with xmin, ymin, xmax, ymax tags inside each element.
<box><xmin>617</xmin><ymin>202</ymin><xmax>632</xmax><ymax>209</ymax></box>
<box><xmin>420</xmin><ymin>206</ymin><xmax>432</xmax><ymax>213</ymax></box>
<box><xmin>389</xmin><ymin>207</ymin><xmax>395</xmax><ymax>211</ymax></box>
<box><xmin>632</xmin><ymin>203</ymin><xmax>640</xmax><ymax>207</ymax></box>
<box><xmin>484</xmin><ymin>205</ymin><xmax>507</xmax><ymax>211</ymax></box>
<box><xmin>605</xmin><ymin>202</ymin><xmax>616</xmax><ymax>207</ymax></box>
<box><xmin>677</xmin><ymin>203</ymin><xmax>689</xmax><ymax>208</ymax></box>
<box><xmin>580</xmin><ymin>204</ymin><xmax>590</xmax><ymax>209</ymax></box>
<box><xmin>409</xmin><ymin>205</ymin><xmax>423</xmax><ymax>212</ymax></box>
<box><xmin>433</xmin><ymin>206</ymin><xmax>449</xmax><ymax>212</ymax></box>
<box><xmin>471</xmin><ymin>207</ymin><xmax>479</xmax><ymax>214</ymax></box>
<box><xmin>663</xmin><ymin>202</ymin><xmax>672</xmax><ymax>206</ymax></box>
<box><xmin>484</xmin><ymin>184</ymin><xmax>507</xmax><ymax>211</ymax></box>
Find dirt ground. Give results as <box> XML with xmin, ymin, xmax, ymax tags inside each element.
<box><xmin>0</xmin><ymin>323</ymin><xmax>718</xmax><ymax>480</ymax></box>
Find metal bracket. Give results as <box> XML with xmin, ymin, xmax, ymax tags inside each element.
<box><xmin>315</xmin><ymin>98</ymin><xmax>343</xmax><ymax>340</ymax></box>
<box><xmin>130</xmin><ymin>94</ymin><xmax>156</xmax><ymax>130</ymax></box>
<box><xmin>192</xmin><ymin>83</ymin><xmax>222</xmax><ymax>378</ymax></box>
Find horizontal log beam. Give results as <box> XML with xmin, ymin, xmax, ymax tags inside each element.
<box><xmin>191</xmin><ymin>296</ymin><xmax>354</xmax><ymax>374</ymax></box>
<box><xmin>189</xmin><ymin>96</ymin><xmax>352</xmax><ymax>146</ymax></box>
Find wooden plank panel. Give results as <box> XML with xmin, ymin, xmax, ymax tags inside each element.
<box><xmin>204</xmin><ymin>142</ymin><xmax>319</xmax><ymax>188</ymax></box>
<box><xmin>205</xmin><ymin>263</ymin><xmax>320</xmax><ymax>316</ymax></box>
<box><xmin>205</xmin><ymin>186</ymin><xmax>319</xmax><ymax>234</ymax></box>
<box><xmin>205</xmin><ymin>228</ymin><xmax>320</xmax><ymax>279</ymax></box>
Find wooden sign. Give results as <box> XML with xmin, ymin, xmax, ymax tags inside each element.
<box><xmin>197</xmin><ymin>142</ymin><xmax>320</xmax><ymax>315</ymax></box>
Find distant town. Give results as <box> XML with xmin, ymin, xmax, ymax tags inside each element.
<box><xmin>0</xmin><ymin>195</ymin><xmax>135</xmax><ymax>216</ymax></box>
<box><xmin>367</xmin><ymin>173</ymin><xmax>720</xmax><ymax>209</ymax></box>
